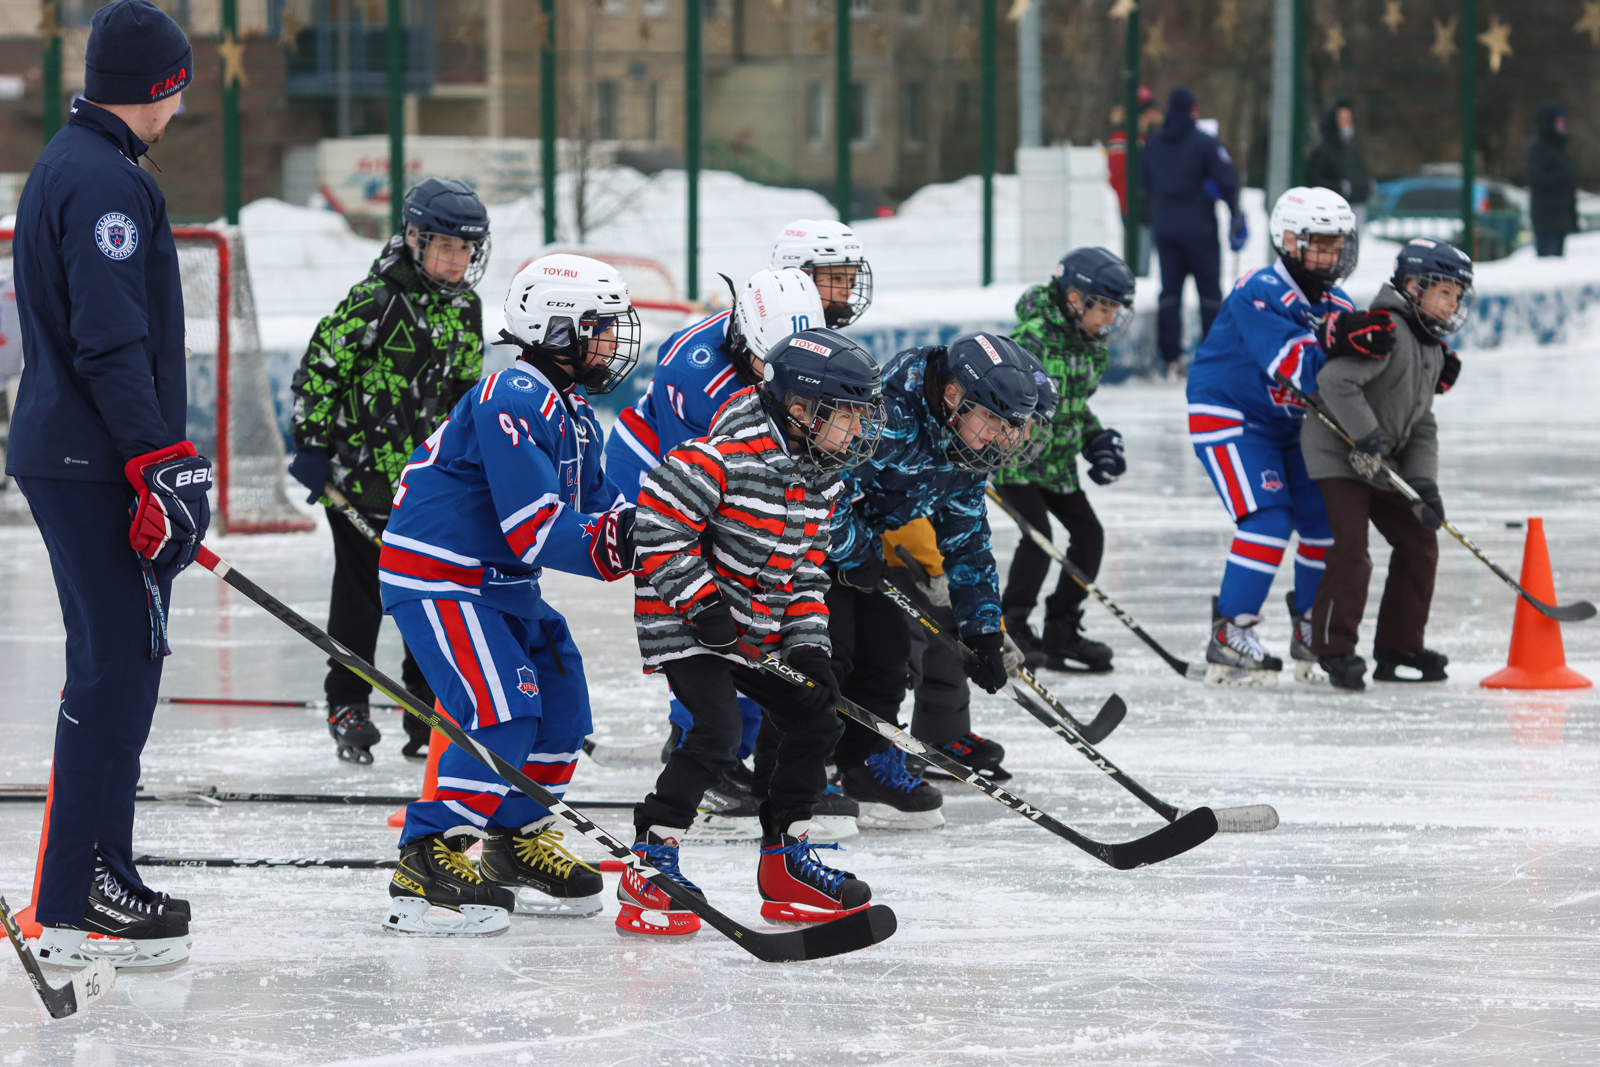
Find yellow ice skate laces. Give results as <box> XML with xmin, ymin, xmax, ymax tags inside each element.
<box><xmin>513</xmin><ymin>827</ymin><xmax>598</xmax><ymax>878</ymax></box>
<box><xmin>431</xmin><ymin>837</ymin><xmax>486</xmax><ymax>884</ymax></box>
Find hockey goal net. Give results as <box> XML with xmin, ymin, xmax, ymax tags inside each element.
<box><xmin>0</xmin><ymin>226</ymin><xmax>312</xmax><ymax>534</ymax></box>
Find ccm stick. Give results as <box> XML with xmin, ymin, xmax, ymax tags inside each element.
<box><xmin>192</xmin><ymin>545</ymin><xmax>895</xmax><ymax>963</ymax></box>
<box><xmin>744</xmin><ymin>646</ymin><xmax>1215</xmax><ymax>869</ymax></box>
<box><xmin>1272</xmin><ymin>371</ymin><xmax>1596</xmax><ymax>623</ymax></box>
<box><xmin>983</xmin><ymin>486</ymin><xmax>1206</xmax><ymax>680</ymax></box>
<box><xmin>0</xmin><ymin>895</ymin><xmax>115</xmax><ymax>1019</ymax></box>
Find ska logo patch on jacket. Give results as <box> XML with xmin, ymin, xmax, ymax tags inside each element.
<box><xmin>516</xmin><ymin>666</ymin><xmax>540</xmax><ymax>696</ymax></box>
<box><xmin>95</xmin><ymin>212</ymin><xmax>138</xmax><ymax>260</ymax></box>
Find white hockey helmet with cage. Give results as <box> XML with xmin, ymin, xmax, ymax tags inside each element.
<box><xmin>769</xmin><ymin>219</ymin><xmax>873</xmax><ymax>327</ymax></box>
<box><xmin>1269</xmin><ymin>186</ymin><xmax>1360</xmax><ymax>284</ymax></box>
<box><xmin>726</xmin><ymin>268</ymin><xmax>827</xmax><ymax>380</ymax></box>
<box><xmin>502</xmin><ymin>253</ymin><xmax>642</xmax><ymax>394</ymax></box>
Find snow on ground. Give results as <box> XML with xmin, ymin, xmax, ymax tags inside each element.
<box><xmin>2</xmin><ymin>334</ymin><xmax>1599</xmax><ymax>1064</ymax></box>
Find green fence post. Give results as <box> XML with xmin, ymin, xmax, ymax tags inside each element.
<box><xmin>1460</xmin><ymin>0</ymin><xmax>1476</xmax><ymax>256</ymax></box>
<box><xmin>1290</xmin><ymin>0</ymin><xmax>1306</xmax><ymax>186</ymax></box>
<box><xmin>221</xmin><ymin>0</ymin><xmax>242</xmax><ymax>224</ymax></box>
<box><xmin>980</xmin><ymin>0</ymin><xmax>995</xmax><ymax>285</ymax></box>
<box><xmin>1121</xmin><ymin>4</ymin><xmax>1139</xmax><ymax>270</ymax></box>
<box><xmin>686</xmin><ymin>0</ymin><xmax>702</xmax><ymax>300</ymax></box>
<box><xmin>42</xmin><ymin>0</ymin><xmax>61</xmax><ymax>145</ymax></box>
<box><xmin>835</xmin><ymin>0</ymin><xmax>851</xmax><ymax>223</ymax></box>
<box><xmin>541</xmin><ymin>0</ymin><xmax>556</xmax><ymax>245</ymax></box>
<box><xmin>386</xmin><ymin>0</ymin><xmax>405</xmax><ymax>234</ymax></box>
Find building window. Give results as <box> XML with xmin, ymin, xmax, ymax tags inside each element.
<box><xmin>648</xmin><ymin>82</ymin><xmax>662</xmax><ymax>142</ymax></box>
<box><xmin>850</xmin><ymin>81</ymin><xmax>874</xmax><ymax>146</ymax></box>
<box><xmin>806</xmin><ymin>82</ymin><xmax>827</xmax><ymax>144</ymax></box>
<box><xmin>850</xmin><ymin>0</ymin><xmax>874</xmax><ymax>17</ymax></box>
<box><xmin>602</xmin><ymin>0</ymin><xmax>627</xmax><ymax>14</ymax></box>
<box><xmin>596</xmin><ymin>80</ymin><xmax>621</xmax><ymax>140</ymax></box>
<box><xmin>705</xmin><ymin>0</ymin><xmax>732</xmax><ymax>19</ymax></box>
<box><xmin>902</xmin><ymin>0</ymin><xmax>922</xmax><ymax>19</ymax></box>
<box><xmin>902</xmin><ymin>82</ymin><xmax>924</xmax><ymax>146</ymax></box>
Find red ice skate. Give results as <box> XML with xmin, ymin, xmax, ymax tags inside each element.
<box><xmin>615</xmin><ymin>827</ymin><xmax>703</xmax><ymax>938</ymax></box>
<box><xmin>757</xmin><ymin>822</ymin><xmax>872</xmax><ymax>924</ymax></box>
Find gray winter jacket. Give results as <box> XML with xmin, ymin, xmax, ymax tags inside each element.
<box><xmin>1301</xmin><ymin>283</ymin><xmax>1444</xmax><ymax>485</ymax></box>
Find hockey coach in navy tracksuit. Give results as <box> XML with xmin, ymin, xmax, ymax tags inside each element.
<box><xmin>6</xmin><ymin>0</ymin><xmax>203</xmax><ymax>968</ymax></box>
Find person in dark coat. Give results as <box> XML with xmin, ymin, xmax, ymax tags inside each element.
<box><xmin>1138</xmin><ymin>86</ymin><xmax>1246</xmax><ymax>376</ymax></box>
<box><xmin>1527</xmin><ymin>103</ymin><xmax>1579</xmax><ymax>257</ymax></box>
<box><xmin>1306</xmin><ymin>100</ymin><xmax>1373</xmax><ymax>228</ymax></box>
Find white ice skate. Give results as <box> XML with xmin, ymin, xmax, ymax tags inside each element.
<box><xmin>1203</xmin><ymin>598</ymin><xmax>1281</xmax><ymax>689</ymax></box>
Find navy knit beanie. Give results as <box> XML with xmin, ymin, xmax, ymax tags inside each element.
<box><xmin>85</xmin><ymin>0</ymin><xmax>193</xmax><ymax>105</ymax></box>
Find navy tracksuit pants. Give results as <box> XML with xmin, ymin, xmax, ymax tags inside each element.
<box><xmin>1155</xmin><ymin>230</ymin><xmax>1224</xmax><ymax>367</ymax></box>
<box><xmin>16</xmin><ymin>476</ymin><xmax>171</xmax><ymax>926</ymax></box>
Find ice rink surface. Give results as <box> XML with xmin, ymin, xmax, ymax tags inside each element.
<box><xmin>2</xmin><ymin>341</ymin><xmax>1600</xmax><ymax>1066</ymax></box>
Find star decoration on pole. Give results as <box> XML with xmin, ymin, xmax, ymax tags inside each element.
<box><xmin>218</xmin><ymin>29</ymin><xmax>249</xmax><ymax>89</ymax></box>
<box><xmin>1215</xmin><ymin>0</ymin><xmax>1239</xmax><ymax>45</ymax></box>
<box><xmin>38</xmin><ymin>0</ymin><xmax>60</xmax><ymax>42</ymax></box>
<box><xmin>1478</xmin><ymin>15</ymin><xmax>1512</xmax><ymax>73</ymax></box>
<box><xmin>1431</xmin><ymin>16</ymin><xmax>1458</xmax><ymax>63</ymax></box>
<box><xmin>1382</xmin><ymin>1</ymin><xmax>1403</xmax><ymax>34</ymax></box>
<box><xmin>1108</xmin><ymin>0</ymin><xmax>1137</xmax><ymax>22</ymax></box>
<box><xmin>279</xmin><ymin>8</ymin><xmax>306</xmax><ymax>49</ymax></box>
<box><xmin>1323</xmin><ymin>22</ymin><xmax>1346</xmax><ymax>61</ymax></box>
<box><xmin>1576</xmin><ymin>2</ymin><xmax>1600</xmax><ymax>47</ymax></box>
<box><xmin>1144</xmin><ymin>15</ymin><xmax>1169</xmax><ymax>62</ymax></box>
<box><xmin>1007</xmin><ymin>0</ymin><xmax>1031</xmax><ymax>23</ymax></box>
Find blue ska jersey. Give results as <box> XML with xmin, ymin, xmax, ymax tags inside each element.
<box><xmin>604</xmin><ymin>311</ymin><xmax>745</xmax><ymax>495</ymax></box>
<box><xmin>379</xmin><ymin>361</ymin><xmax>630</xmax><ymax>620</ymax></box>
<box><xmin>1185</xmin><ymin>259</ymin><xmax>1355</xmax><ymax>448</ymax></box>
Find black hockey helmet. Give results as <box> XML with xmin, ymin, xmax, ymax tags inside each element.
<box><xmin>934</xmin><ymin>332</ymin><xmax>1039</xmax><ymax>474</ymax></box>
<box><xmin>402</xmin><ymin>178</ymin><xmax>491</xmax><ymax>294</ymax></box>
<box><xmin>1011</xmin><ymin>346</ymin><xmax>1059</xmax><ymax>469</ymax></box>
<box><xmin>1053</xmin><ymin>247</ymin><xmax>1136</xmax><ymax>341</ymax></box>
<box><xmin>1391</xmin><ymin>238</ymin><xmax>1474</xmax><ymax>338</ymax></box>
<box><xmin>761</xmin><ymin>328</ymin><xmax>886</xmax><ymax>474</ymax></box>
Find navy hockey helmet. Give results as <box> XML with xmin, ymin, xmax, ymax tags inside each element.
<box><xmin>761</xmin><ymin>328</ymin><xmax>886</xmax><ymax>474</ymax></box>
<box><xmin>1391</xmin><ymin>238</ymin><xmax>1474</xmax><ymax>338</ymax></box>
<box><xmin>1011</xmin><ymin>345</ymin><xmax>1059</xmax><ymax>469</ymax></box>
<box><xmin>1053</xmin><ymin>247</ymin><xmax>1136</xmax><ymax>341</ymax></box>
<box><xmin>934</xmin><ymin>332</ymin><xmax>1039</xmax><ymax>474</ymax></box>
<box><xmin>402</xmin><ymin>178</ymin><xmax>491</xmax><ymax>295</ymax></box>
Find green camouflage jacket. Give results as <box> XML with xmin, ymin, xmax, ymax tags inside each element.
<box><xmin>995</xmin><ymin>283</ymin><xmax>1107</xmax><ymax>494</ymax></box>
<box><xmin>290</xmin><ymin>236</ymin><xmax>484</xmax><ymax>517</ymax></box>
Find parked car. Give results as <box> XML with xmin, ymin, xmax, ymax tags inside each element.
<box><xmin>1367</xmin><ymin>169</ymin><xmax>1526</xmax><ymax>261</ymax></box>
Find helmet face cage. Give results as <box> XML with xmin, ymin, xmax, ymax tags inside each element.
<box><xmin>806</xmin><ymin>260</ymin><xmax>874</xmax><ymax>328</ymax></box>
<box><xmin>1065</xmin><ymin>289</ymin><xmax>1136</xmax><ymax>342</ymax></box>
<box><xmin>1280</xmin><ymin>227</ymin><xmax>1360</xmax><ymax>285</ymax></box>
<box><xmin>1012</xmin><ymin>374</ymin><xmax>1059</xmax><ymax>467</ymax></box>
<box><xmin>563</xmin><ymin>307</ymin><xmax>643</xmax><ymax>394</ymax></box>
<box><xmin>410</xmin><ymin>230</ymin><xmax>491</xmax><ymax>295</ymax></box>
<box><xmin>1400</xmin><ymin>271</ymin><xmax>1475</xmax><ymax>337</ymax></box>
<box><xmin>785</xmin><ymin>391</ymin><xmax>887</xmax><ymax>474</ymax></box>
<box><xmin>943</xmin><ymin>393</ymin><xmax>1031</xmax><ymax>475</ymax></box>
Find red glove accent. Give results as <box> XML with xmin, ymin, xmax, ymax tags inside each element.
<box><xmin>1437</xmin><ymin>348</ymin><xmax>1462</xmax><ymax>394</ymax></box>
<box><xmin>586</xmin><ymin>505</ymin><xmax>636</xmax><ymax>582</ymax></box>
<box><xmin>1321</xmin><ymin>310</ymin><xmax>1397</xmax><ymax>360</ymax></box>
<box><xmin>125</xmin><ymin>441</ymin><xmax>201</xmax><ymax>562</ymax></box>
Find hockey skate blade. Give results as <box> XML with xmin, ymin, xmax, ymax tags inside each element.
<box><xmin>1203</xmin><ymin>663</ymin><xmax>1279</xmax><ymax>689</ymax></box>
<box><xmin>806</xmin><ymin>815</ymin><xmax>859</xmax><ymax>843</ymax></box>
<box><xmin>512</xmin><ymin>888</ymin><xmax>604</xmax><ymax>918</ymax></box>
<box><xmin>682</xmin><ymin>813</ymin><xmax>762</xmax><ymax>843</ymax></box>
<box><xmin>760</xmin><ymin>900</ymin><xmax>874</xmax><ymax>926</ymax></box>
<box><xmin>382</xmin><ymin>898</ymin><xmax>510</xmax><ymax>936</ymax></box>
<box><xmin>855</xmin><ymin>803</ymin><xmax>945</xmax><ymax>830</ymax></box>
<box><xmin>35</xmin><ymin>928</ymin><xmax>189</xmax><ymax>970</ymax></box>
<box><xmin>336</xmin><ymin>746</ymin><xmax>374</xmax><ymax>766</ymax></box>
<box><xmin>1185</xmin><ymin>804</ymin><xmax>1281</xmax><ymax>834</ymax></box>
<box><xmin>1294</xmin><ymin>660</ymin><xmax>1329</xmax><ymax>685</ymax></box>
<box><xmin>614</xmin><ymin>903</ymin><xmax>701</xmax><ymax>939</ymax></box>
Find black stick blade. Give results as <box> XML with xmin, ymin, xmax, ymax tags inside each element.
<box><xmin>1107</xmin><ymin>807</ymin><xmax>1218</xmax><ymax>870</ymax></box>
<box><xmin>1079</xmin><ymin>695</ymin><xmax>1127</xmax><ymax>745</ymax></box>
<box><xmin>1530</xmin><ymin>598</ymin><xmax>1597</xmax><ymax>623</ymax></box>
<box><xmin>738</xmin><ymin>905</ymin><xmax>898</xmax><ymax>963</ymax></box>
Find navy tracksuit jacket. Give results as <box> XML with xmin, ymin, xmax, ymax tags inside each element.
<box><xmin>6</xmin><ymin>101</ymin><xmax>190</xmax><ymax>926</ymax></box>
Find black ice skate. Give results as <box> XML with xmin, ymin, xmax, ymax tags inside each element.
<box><xmin>838</xmin><ymin>748</ymin><xmax>944</xmax><ymax>830</ymax></box>
<box><xmin>400</xmin><ymin>711</ymin><xmax>431</xmax><ymax>760</ymax></box>
<box><xmin>1318</xmin><ymin>652</ymin><xmax>1368</xmax><ymax>692</ymax></box>
<box><xmin>757</xmin><ymin>822</ymin><xmax>872</xmax><ymax>924</ymax></box>
<box><xmin>1203</xmin><ymin>597</ymin><xmax>1282</xmax><ymax>689</ymax></box>
<box><xmin>383</xmin><ymin>832</ymin><xmax>513</xmax><ymax>936</ymax></box>
<box><xmin>685</xmin><ymin>764</ymin><xmax>762</xmax><ymax>843</ymax></box>
<box><xmin>479</xmin><ymin>817</ymin><xmax>604</xmax><ymax>917</ymax></box>
<box><xmin>36</xmin><ymin>856</ymin><xmax>191</xmax><ymax>970</ymax></box>
<box><xmin>615</xmin><ymin>828</ymin><xmax>704</xmax><ymax>938</ymax></box>
<box><xmin>329</xmin><ymin>703</ymin><xmax>381</xmax><ymax>764</ymax></box>
<box><xmin>807</xmin><ymin>783</ymin><xmax>861</xmax><ymax>843</ymax></box>
<box><xmin>935</xmin><ymin>731</ymin><xmax>1011</xmax><ymax>781</ymax></box>
<box><xmin>1002</xmin><ymin>612</ymin><xmax>1047</xmax><ymax>670</ymax></box>
<box><xmin>1286</xmin><ymin>592</ymin><xmax>1327</xmax><ymax>684</ymax></box>
<box><xmin>1042</xmin><ymin>609</ymin><xmax>1114</xmax><ymax>673</ymax></box>
<box><xmin>1373</xmin><ymin>646</ymin><xmax>1449</xmax><ymax>683</ymax></box>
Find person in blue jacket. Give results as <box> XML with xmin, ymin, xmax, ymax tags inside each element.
<box><xmin>1186</xmin><ymin>186</ymin><xmax>1397</xmax><ymax>688</ymax></box>
<box><xmin>377</xmin><ymin>254</ymin><xmax>641</xmax><ymax>934</ymax></box>
<box><xmin>1139</xmin><ymin>86</ymin><xmax>1248</xmax><ymax>377</ymax></box>
<box><xmin>8</xmin><ymin>0</ymin><xmax>202</xmax><ymax>971</ymax></box>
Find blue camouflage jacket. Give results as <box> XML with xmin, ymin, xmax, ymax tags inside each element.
<box><xmin>830</xmin><ymin>347</ymin><xmax>1002</xmax><ymax>638</ymax></box>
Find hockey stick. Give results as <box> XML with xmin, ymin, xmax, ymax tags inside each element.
<box><xmin>745</xmin><ymin>646</ymin><xmax>1215</xmax><ymax>869</ymax></box>
<box><xmin>983</xmin><ymin>486</ymin><xmax>1206</xmax><ymax>680</ymax></box>
<box><xmin>1272</xmin><ymin>371</ymin><xmax>1596</xmax><ymax>623</ymax></box>
<box><xmin>1004</xmin><ymin>684</ymin><xmax>1279</xmax><ymax>833</ymax></box>
<box><xmin>192</xmin><ymin>545</ymin><xmax>895</xmax><ymax>962</ymax></box>
<box><xmin>878</xmin><ymin>564</ymin><xmax>1126</xmax><ymax>745</ymax></box>
<box><xmin>136</xmin><ymin>854</ymin><xmax>649</xmax><ymax>873</ymax></box>
<box><xmin>0</xmin><ymin>786</ymin><xmax>633</xmax><ymax>809</ymax></box>
<box><xmin>160</xmin><ymin>696</ymin><xmax>403</xmax><ymax>710</ymax></box>
<box><xmin>325</xmin><ymin>484</ymin><xmax>384</xmax><ymax>547</ymax></box>
<box><xmin>0</xmin><ymin>895</ymin><xmax>116</xmax><ymax>1019</ymax></box>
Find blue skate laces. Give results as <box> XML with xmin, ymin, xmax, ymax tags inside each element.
<box><xmin>761</xmin><ymin>836</ymin><xmax>847</xmax><ymax>894</ymax></box>
<box><xmin>864</xmin><ymin>747</ymin><xmax>922</xmax><ymax>795</ymax></box>
<box><xmin>633</xmin><ymin>843</ymin><xmax>701</xmax><ymax>892</ymax></box>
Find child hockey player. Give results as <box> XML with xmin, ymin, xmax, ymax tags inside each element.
<box><xmin>375</xmin><ymin>254</ymin><xmax>639</xmax><ymax>934</ymax></box>
<box><xmin>1186</xmin><ymin>187</ymin><xmax>1392</xmax><ymax>687</ymax></box>
<box><xmin>290</xmin><ymin>178</ymin><xmax>490</xmax><ymax>763</ymax></box>
<box><xmin>1298</xmin><ymin>238</ymin><xmax>1472</xmax><ymax>690</ymax></box>
<box><xmin>769</xmin><ymin>219</ymin><xmax>873</xmax><ymax>328</ymax></box>
<box><xmin>996</xmin><ymin>247</ymin><xmax>1136</xmax><ymax>674</ymax></box>
<box><xmin>620</xmin><ymin>329</ymin><xmax>886</xmax><ymax>935</ymax></box>
<box><xmin>826</xmin><ymin>332</ymin><xmax>1040</xmax><ymax>827</ymax></box>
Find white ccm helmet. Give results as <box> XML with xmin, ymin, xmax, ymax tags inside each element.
<box><xmin>725</xmin><ymin>268</ymin><xmax>827</xmax><ymax>383</ymax></box>
<box><xmin>1270</xmin><ymin>186</ymin><xmax>1360</xmax><ymax>284</ymax></box>
<box><xmin>502</xmin><ymin>253</ymin><xmax>642</xmax><ymax>394</ymax></box>
<box><xmin>769</xmin><ymin>219</ymin><xmax>872</xmax><ymax>327</ymax></box>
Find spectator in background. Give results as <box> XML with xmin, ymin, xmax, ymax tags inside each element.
<box><xmin>1139</xmin><ymin>86</ymin><xmax>1246</xmax><ymax>378</ymax></box>
<box><xmin>1527</xmin><ymin>103</ymin><xmax>1578</xmax><ymax>258</ymax></box>
<box><xmin>1307</xmin><ymin>100</ymin><xmax>1373</xmax><ymax>231</ymax></box>
<box><xmin>1107</xmin><ymin>86</ymin><xmax>1161</xmax><ymax>276</ymax></box>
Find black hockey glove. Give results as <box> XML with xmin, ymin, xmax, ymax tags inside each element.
<box><xmin>1407</xmin><ymin>478</ymin><xmax>1445</xmax><ymax>531</ymax></box>
<box><xmin>1084</xmin><ymin>428</ymin><xmax>1126</xmax><ymax>486</ymax></box>
<box><xmin>690</xmin><ymin>595</ymin><xmax>741</xmax><ymax>651</ymax></box>
<box><xmin>288</xmin><ymin>447</ymin><xmax>331</xmax><ymax>505</ymax></box>
<box><xmin>587</xmin><ymin>506</ymin><xmax>636</xmax><ymax>581</ymax></box>
<box><xmin>1348</xmin><ymin>430</ymin><xmax>1385</xmax><ymax>480</ymax></box>
<box><xmin>1321</xmin><ymin>309</ymin><xmax>1397</xmax><ymax>360</ymax></box>
<box><xmin>1437</xmin><ymin>348</ymin><xmax>1462</xmax><ymax>394</ymax></box>
<box><xmin>963</xmin><ymin>631</ymin><xmax>1009</xmax><ymax>694</ymax></box>
<box><xmin>785</xmin><ymin>644</ymin><xmax>842</xmax><ymax>714</ymax></box>
<box><xmin>837</xmin><ymin>552</ymin><xmax>888</xmax><ymax>593</ymax></box>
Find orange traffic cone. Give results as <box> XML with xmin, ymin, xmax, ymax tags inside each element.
<box><xmin>387</xmin><ymin>702</ymin><xmax>455</xmax><ymax>828</ymax></box>
<box><xmin>1481</xmin><ymin>518</ymin><xmax>1592</xmax><ymax>690</ymax></box>
<box><xmin>15</xmin><ymin>765</ymin><xmax>54</xmax><ymax>939</ymax></box>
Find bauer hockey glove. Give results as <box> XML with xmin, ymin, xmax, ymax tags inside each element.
<box><xmin>1321</xmin><ymin>310</ymin><xmax>1397</xmax><ymax>360</ymax></box>
<box><xmin>1084</xmin><ymin>428</ymin><xmax>1126</xmax><ymax>486</ymax></box>
<box><xmin>963</xmin><ymin>631</ymin><xmax>1009</xmax><ymax>694</ymax></box>
<box><xmin>1407</xmin><ymin>478</ymin><xmax>1445</xmax><ymax>531</ymax></box>
<box><xmin>1437</xmin><ymin>348</ymin><xmax>1462</xmax><ymax>394</ymax></box>
<box><xmin>1349</xmin><ymin>430</ymin><xmax>1385</xmax><ymax>480</ymax></box>
<box><xmin>689</xmin><ymin>595</ymin><xmax>741</xmax><ymax>651</ymax></box>
<box><xmin>125</xmin><ymin>441</ymin><xmax>213</xmax><ymax>570</ymax></box>
<box><xmin>785</xmin><ymin>644</ymin><xmax>842</xmax><ymax>715</ymax></box>
<box><xmin>288</xmin><ymin>447</ymin><xmax>331</xmax><ymax>505</ymax></box>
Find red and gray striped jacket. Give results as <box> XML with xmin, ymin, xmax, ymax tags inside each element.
<box><xmin>633</xmin><ymin>386</ymin><xmax>842</xmax><ymax>670</ymax></box>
